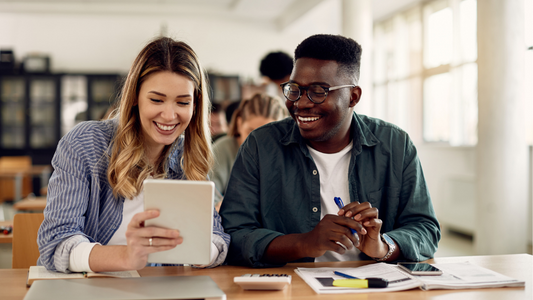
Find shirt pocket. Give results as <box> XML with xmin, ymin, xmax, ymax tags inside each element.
<box><xmin>367</xmin><ymin>187</ymin><xmax>400</xmax><ymax>232</ymax></box>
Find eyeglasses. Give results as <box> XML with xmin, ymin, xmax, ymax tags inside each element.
<box><xmin>280</xmin><ymin>82</ymin><xmax>356</xmax><ymax>104</ymax></box>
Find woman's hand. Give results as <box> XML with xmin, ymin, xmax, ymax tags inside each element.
<box><xmin>124</xmin><ymin>210</ymin><xmax>183</xmax><ymax>270</ymax></box>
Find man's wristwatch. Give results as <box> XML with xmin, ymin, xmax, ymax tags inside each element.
<box><xmin>374</xmin><ymin>233</ymin><xmax>396</xmax><ymax>262</ymax></box>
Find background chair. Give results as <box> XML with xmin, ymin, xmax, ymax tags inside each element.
<box><xmin>12</xmin><ymin>212</ymin><xmax>44</xmax><ymax>268</ymax></box>
<box><xmin>0</xmin><ymin>156</ymin><xmax>33</xmax><ymax>203</ymax></box>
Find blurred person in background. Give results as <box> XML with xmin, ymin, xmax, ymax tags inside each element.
<box><xmin>259</xmin><ymin>51</ymin><xmax>293</xmax><ymax>98</ymax></box>
<box><xmin>210</xmin><ymin>93</ymin><xmax>288</xmax><ymax>210</ymax></box>
<box><xmin>209</xmin><ymin>103</ymin><xmax>228</xmax><ymax>142</ymax></box>
<box><xmin>224</xmin><ymin>100</ymin><xmax>240</xmax><ymax>126</ymax></box>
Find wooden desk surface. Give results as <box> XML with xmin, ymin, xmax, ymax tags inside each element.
<box><xmin>1</xmin><ymin>254</ymin><xmax>530</xmax><ymax>300</ymax></box>
<box><xmin>13</xmin><ymin>197</ymin><xmax>47</xmax><ymax>211</ymax></box>
<box><xmin>0</xmin><ymin>220</ymin><xmax>13</xmax><ymax>243</ymax></box>
<box><xmin>0</xmin><ymin>165</ymin><xmax>51</xmax><ymax>177</ymax></box>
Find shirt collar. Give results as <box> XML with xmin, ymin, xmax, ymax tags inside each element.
<box><xmin>167</xmin><ymin>136</ymin><xmax>184</xmax><ymax>176</ymax></box>
<box><xmin>351</xmin><ymin>112</ymin><xmax>379</xmax><ymax>155</ymax></box>
<box><xmin>280</xmin><ymin>112</ymin><xmax>379</xmax><ymax>155</ymax></box>
<box><xmin>105</xmin><ymin>118</ymin><xmax>119</xmax><ymax>157</ymax></box>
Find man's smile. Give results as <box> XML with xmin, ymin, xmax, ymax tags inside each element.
<box><xmin>297</xmin><ymin>116</ymin><xmax>320</xmax><ymax>122</ymax></box>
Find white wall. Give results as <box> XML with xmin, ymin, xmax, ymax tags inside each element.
<box><xmin>417</xmin><ymin>145</ymin><xmax>477</xmax><ymax>231</ymax></box>
<box><xmin>0</xmin><ymin>1</ymin><xmax>341</xmax><ymax>80</ymax></box>
<box><xmin>0</xmin><ymin>13</ymin><xmax>290</xmax><ymax>78</ymax></box>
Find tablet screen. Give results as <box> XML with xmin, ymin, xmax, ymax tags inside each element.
<box><xmin>143</xmin><ymin>179</ymin><xmax>214</xmax><ymax>265</ymax></box>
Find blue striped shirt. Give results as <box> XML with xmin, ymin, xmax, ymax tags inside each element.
<box><xmin>37</xmin><ymin>119</ymin><xmax>230</xmax><ymax>272</ymax></box>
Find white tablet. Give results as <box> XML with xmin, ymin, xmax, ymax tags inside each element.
<box><xmin>143</xmin><ymin>179</ymin><xmax>214</xmax><ymax>265</ymax></box>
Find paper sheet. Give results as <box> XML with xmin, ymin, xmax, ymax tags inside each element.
<box><xmin>295</xmin><ymin>263</ymin><xmax>421</xmax><ymax>294</ymax></box>
<box><xmin>295</xmin><ymin>262</ymin><xmax>525</xmax><ymax>294</ymax></box>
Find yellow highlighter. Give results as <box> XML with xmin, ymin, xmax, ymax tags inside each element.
<box><xmin>333</xmin><ymin>278</ymin><xmax>389</xmax><ymax>288</ymax></box>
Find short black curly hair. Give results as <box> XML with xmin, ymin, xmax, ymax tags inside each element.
<box><xmin>259</xmin><ymin>51</ymin><xmax>294</xmax><ymax>81</ymax></box>
<box><xmin>294</xmin><ymin>34</ymin><xmax>362</xmax><ymax>83</ymax></box>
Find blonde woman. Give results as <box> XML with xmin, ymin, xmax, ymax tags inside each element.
<box><xmin>210</xmin><ymin>93</ymin><xmax>288</xmax><ymax>206</ymax></box>
<box><xmin>38</xmin><ymin>37</ymin><xmax>229</xmax><ymax>273</ymax></box>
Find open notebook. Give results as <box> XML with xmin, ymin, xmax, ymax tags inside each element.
<box><xmin>26</xmin><ymin>266</ymin><xmax>139</xmax><ymax>286</ymax></box>
<box><xmin>295</xmin><ymin>262</ymin><xmax>525</xmax><ymax>294</ymax></box>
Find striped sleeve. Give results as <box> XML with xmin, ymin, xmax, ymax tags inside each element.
<box><xmin>206</xmin><ymin>208</ymin><xmax>230</xmax><ymax>267</ymax></box>
<box><xmin>37</xmin><ymin>121</ymin><xmax>114</xmax><ymax>272</ymax></box>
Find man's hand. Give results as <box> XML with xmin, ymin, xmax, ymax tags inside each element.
<box><xmin>263</xmin><ymin>214</ymin><xmax>366</xmax><ymax>263</ymax></box>
<box><xmin>337</xmin><ymin>201</ymin><xmax>388</xmax><ymax>259</ymax></box>
<box><xmin>297</xmin><ymin>214</ymin><xmax>366</xmax><ymax>257</ymax></box>
<box><xmin>264</xmin><ymin>202</ymin><xmax>399</xmax><ymax>264</ymax></box>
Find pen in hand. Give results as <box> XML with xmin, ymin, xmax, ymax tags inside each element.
<box><xmin>334</xmin><ymin>197</ymin><xmax>357</xmax><ymax>235</ymax></box>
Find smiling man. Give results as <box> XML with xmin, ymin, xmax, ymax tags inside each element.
<box><xmin>220</xmin><ymin>34</ymin><xmax>440</xmax><ymax>267</ymax></box>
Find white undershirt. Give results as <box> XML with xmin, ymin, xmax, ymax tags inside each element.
<box><xmin>307</xmin><ymin>142</ymin><xmax>361</xmax><ymax>262</ymax></box>
<box><xmin>108</xmin><ymin>191</ymin><xmax>145</xmax><ymax>245</ymax></box>
<box><xmin>68</xmin><ymin>192</ymin><xmax>144</xmax><ymax>272</ymax></box>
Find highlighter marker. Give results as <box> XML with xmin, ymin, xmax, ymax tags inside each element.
<box><xmin>334</xmin><ymin>197</ymin><xmax>357</xmax><ymax>235</ymax></box>
<box><xmin>334</xmin><ymin>270</ymin><xmax>390</xmax><ymax>288</ymax></box>
<box><xmin>335</xmin><ymin>270</ymin><xmax>409</xmax><ymax>286</ymax></box>
<box><xmin>333</xmin><ymin>278</ymin><xmax>389</xmax><ymax>288</ymax></box>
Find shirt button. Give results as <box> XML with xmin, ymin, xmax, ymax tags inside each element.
<box><xmin>313</xmin><ymin>170</ymin><xmax>317</xmax><ymax>175</ymax></box>
<box><xmin>312</xmin><ymin>207</ymin><xmax>318</xmax><ymax>212</ymax></box>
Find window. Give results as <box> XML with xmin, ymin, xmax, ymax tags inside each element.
<box><xmin>423</xmin><ymin>0</ymin><xmax>477</xmax><ymax>145</ymax></box>
<box><xmin>373</xmin><ymin>7</ymin><xmax>423</xmax><ymax>141</ymax></box>
<box><xmin>525</xmin><ymin>0</ymin><xmax>533</xmax><ymax>145</ymax></box>
<box><xmin>373</xmin><ymin>0</ymin><xmax>477</xmax><ymax>146</ymax></box>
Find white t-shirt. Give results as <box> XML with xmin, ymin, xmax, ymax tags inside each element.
<box><xmin>307</xmin><ymin>142</ymin><xmax>361</xmax><ymax>262</ymax></box>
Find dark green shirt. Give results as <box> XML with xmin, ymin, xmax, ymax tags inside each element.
<box><xmin>220</xmin><ymin>112</ymin><xmax>440</xmax><ymax>267</ymax></box>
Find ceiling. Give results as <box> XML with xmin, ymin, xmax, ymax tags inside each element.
<box><xmin>0</xmin><ymin>0</ymin><xmax>421</xmax><ymax>27</ymax></box>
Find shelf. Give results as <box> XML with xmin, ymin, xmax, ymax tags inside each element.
<box><xmin>0</xmin><ymin>73</ymin><xmax>122</xmax><ymax>163</ymax></box>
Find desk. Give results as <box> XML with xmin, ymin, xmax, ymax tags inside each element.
<box><xmin>0</xmin><ymin>165</ymin><xmax>51</xmax><ymax>202</ymax></box>
<box><xmin>12</xmin><ymin>197</ymin><xmax>47</xmax><ymax>212</ymax></box>
<box><xmin>0</xmin><ymin>220</ymin><xmax>13</xmax><ymax>243</ymax></box>
<box><xmin>1</xmin><ymin>254</ymin><xmax>530</xmax><ymax>300</ymax></box>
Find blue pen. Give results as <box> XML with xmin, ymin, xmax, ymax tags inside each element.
<box><xmin>334</xmin><ymin>197</ymin><xmax>357</xmax><ymax>235</ymax></box>
<box><xmin>334</xmin><ymin>271</ymin><xmax>359</xmax><ymax>279</ymax></box>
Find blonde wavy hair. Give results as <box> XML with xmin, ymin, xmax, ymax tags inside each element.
<box><xmin>107</xmin><ymin>37</ymin><xmax>213</xmax><ymax>199</ymax></box>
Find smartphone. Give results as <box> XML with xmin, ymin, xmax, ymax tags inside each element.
<box><xmin>397</xmin><ymin>262</ymin><xmax>443</xmax><ymax>276</ymax></box>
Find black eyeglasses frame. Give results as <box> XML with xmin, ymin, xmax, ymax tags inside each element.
<box><xmin>279</xmin><ymin>82</ymin><xmax>356</xmax><ymax>104</ymax></box>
